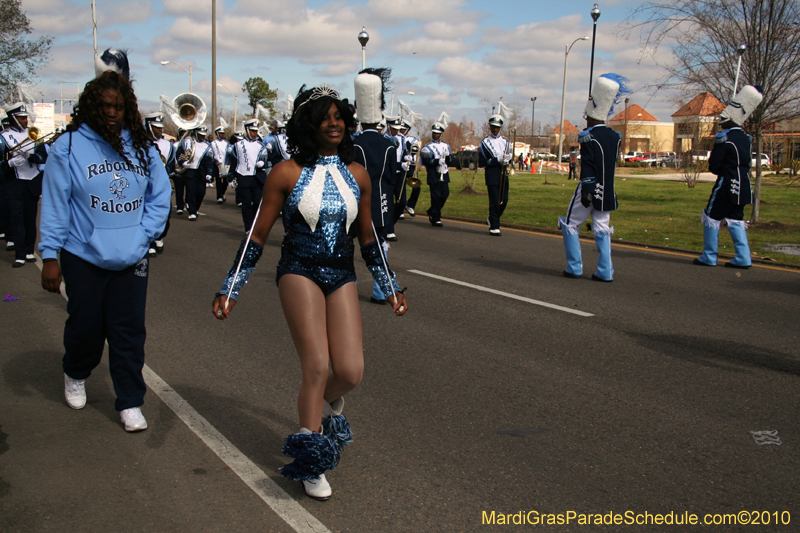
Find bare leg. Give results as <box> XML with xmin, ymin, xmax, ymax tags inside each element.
<box><xmin>324</xmin><ymin>282</ymin><xmax>363</xmax><ymax>402</ymax></box>
<box><xmin>279</xmin><ymin>275</ymin><xmax>329</xmax><ymax>432</ymax></box>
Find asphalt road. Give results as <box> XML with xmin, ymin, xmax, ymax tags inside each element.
<box><xmin>2</xmin><ymin>188</ymin><xmax>799</xmax><ymax>532</ymax></box>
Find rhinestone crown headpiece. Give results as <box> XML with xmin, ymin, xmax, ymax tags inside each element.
<box><xmin>296</xmin><ymin>84</ymin><xmax>341</xmax><ymax>111</ymax></box>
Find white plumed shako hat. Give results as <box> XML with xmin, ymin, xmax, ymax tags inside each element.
<box><xmin>354</xmin><ymin>68</ymin><xmax>391</xmax><ymax>125</ymax></box>
<box><xmin>584</xmin><ymin>73</ymin><xmax>629</xmax><ymax>122</ymax></box>
<box><xmin>488</xmin><ymin>114</ymin><xmax>504</xmax><ymax>127</ymax></box>
<box><xmin>720</xmin><ymin>85</ymin><xmax>763</xmax><ymax>126</ymax></box>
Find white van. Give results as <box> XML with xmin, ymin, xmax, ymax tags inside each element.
<box><xmin>751</xmin><ymin>153</ymin><xmax>771</xmax><ymax>168</ymax></box>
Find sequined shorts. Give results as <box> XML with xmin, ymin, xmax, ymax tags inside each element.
<box><xmin>276</xmin><ymin>260</ymin><xmax>357</xmax><ymax>296</ymax></box>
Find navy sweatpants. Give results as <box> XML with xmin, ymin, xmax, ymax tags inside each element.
<box><xmin>61</xmin><ymin>250</ymin><xmax>149</xmax><ymax>411</ymax></box>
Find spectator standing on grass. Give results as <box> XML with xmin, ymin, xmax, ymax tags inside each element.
<box><xmin>693</xmin><ymin>85</ymin><xmax>763</xmax><ymax>269</ymax></box>
<box><xmin>568</xmin><ymin>149</ymin><xmax>578</xmax><ymax>180</ymax></box>
<box><xmin>558</xmin><ymin>73</ymin><xmax>628</xmax><ymax>282</ymax></box>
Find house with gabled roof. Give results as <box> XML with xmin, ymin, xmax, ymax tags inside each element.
<box><xmin>671</xmin><ymin>92</ymin><xmax>726</xmax><ymax>154</ymax></box>
<box><xmin>608</xmin><ymin>103</ymin><xmax>675</xmax><ymax>154</ymax></box>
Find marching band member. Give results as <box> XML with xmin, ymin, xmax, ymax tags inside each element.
<box><xmin>420</xmin><ymin>119</ymin><xmax>451</xmax><ymax>227</ymax></box>
<box><xmin>1</xmin><ymin>103</ymin><xmax>41</xmax><ymax>267</ymax></box>
<box><xmin>175</xmin><ymin>125</ymin><xmax>214</xmax><ymax>221</ymax></box>
<box><xmin>39</xmin><ymin>50</ymin><xmax>171</xmax><ymax>432</ymax></box>
<box><xmin>694</xmin><ymin>85</ymin><xmax>763</xmax><ymax>269</ymax></box>
<box><xmin>211</xmin><ymin>126</ymin><xmax>229</xmax><ymax>204</ymax></box>
<box><xmin>352</xmin><ymin>68</ymin><xmax>399</xmax><ymax>304</ymax></box>
<box><xmin>227</xmin><ymin>118</ymin><xmax>268</xmax><ymax>231</ymax></box>
<box><xmin>0</xmin><ymin>115</ymin><xmax>10</xmax><ymax>250</ymax></box>
<box><xmin>212</xmin><ymin>83</ymin><xmax>407</xmax><ymax>501</ymax></box>
<box><xmin>558</xmin><ymin>73</ymin><xmax>629</xmax><ymax>282</ymax></box>
<box><xmin>479</xmin><ymin>115</ymin><xmax>512</xmax><ymax>236</ymax></box>
<box><xmin>401</xmin><ymin>118</ymin><xmax>421</xmax><ymax>217</ymax></box>
<box><xmin>384</xmin><ymin>116</ymin><xmax>409</xmax><ymax>240</ymax></box>
<box><xmin>266</xmin><ymin>118</ymin><xmax>291</xmax><ymax>167</ymax></box>
<box><xmin>173</xmin><ymin>128</ymin><xmax>187</xmax><ymax>214</ymax></box>
<box><xmin>144</xmin><ymin>112</ymin><xmax>174</xmax><ymax>255</ymax></box>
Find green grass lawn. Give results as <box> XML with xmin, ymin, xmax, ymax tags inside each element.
<box><xmin>414</xmin><ymin>169</ymin><xmax>800</xmax><ymax>266</ymax></box>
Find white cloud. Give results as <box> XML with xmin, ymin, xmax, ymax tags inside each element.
<box><xmin>314</xmin><ymin>63</ymin><xmax>360</xmax><ymax>77</ymax></box>
<box><xmin>393</xmin><ymin>38</ymin><xmax>475</xmax><ymax>58</ymax></box>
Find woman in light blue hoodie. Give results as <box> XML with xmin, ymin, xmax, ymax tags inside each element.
<box><xmin>39</xmin><ymin>63</ymin><xmax>171</xmax><ymax>432</ymax></box>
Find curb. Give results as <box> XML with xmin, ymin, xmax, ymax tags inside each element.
<box><xmin>440</xmin><ymin>215</ymin><xmax>800</xmax><ymax>271</ymax></box>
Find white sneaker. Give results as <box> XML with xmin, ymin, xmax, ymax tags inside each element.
<box><xmin>399</xmin><ymin>213</ymin><xmax>405</xmax><ymax>219</ymax></box>
<box><xmin>176</xmin><ymin>209</ymin><xmax>184</xmax><ymax>215</ymax></box>
<box><xmin>64</xmin><ymin>373</ymin><xmax>86</xmax><ymax>409</ymax></box>
<box><xmin>25</xmin><ymin>254</ymin><xmax>36</xmax><ymax>262</ymax></box>
<box><xmin>154</xmin><ymin>240</ymin><xmax>164</xmax><ymax>253</ymax></box>
<box><xmin>303</xmin><ymin>473</ymin><xmax>332</xmax><ymax>501</ymax></box>
<box><xmin>120</xmin><ymin>407</ymin><xmax>148</xmax><ymax>432</ymax></box>
<box><xmin>405</xmin><ymin>206</ymin><xmax>415</xmax><ymax>216</ymax></box>
<box><xmin>217</xmin><ymin>198</ymin><xmax>224</xmax><ymax>204</ymax></box>
<box><xmin>386</xmin><ymin>233</ymin><xmax>397</xmax><ymax>241</ymax></box>
<box><xmin>188</xmin><ymin>214</ymin><xmax>197</xmax><ymax>221</ymax></box>
<box><xmin>5</xmin><ymin>241</ymin><xmax>14</xmax><ymax>251</ymax></box>
<box><xmin>489</xmin><ymin>228</ymin><xmax>501</xmax><ymax>236</ymax></box>
<box><xmin>148</xmin><ymin>247</ymin><xmax>157</xmax><ymax>257</ymax></box>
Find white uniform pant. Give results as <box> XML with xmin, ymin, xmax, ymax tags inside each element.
<box><xmin>558</xmin><ymin>186</ymin><xmax>613</xmax><ymax>236</ymax></box>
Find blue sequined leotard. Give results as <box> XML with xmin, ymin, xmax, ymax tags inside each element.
<box><xmin>276</xmin><ymin>155</ymin><xmax>361</xmax><ymax>295</ymax></box>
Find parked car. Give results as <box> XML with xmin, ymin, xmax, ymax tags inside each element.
<box><xmin>451</xmin><ymin>150</ymin><xmax>478</xmax><ymax>170</ymax></box>
<box><xmin>622</xmin><ymin>151</ymin><xmax>644</xmax><ymax>161</ymax></box>
<box><xmin>691</xmin><ymin>150</ymin><xmax>711</xmax><ymax>161</ymax></box>
<box><xmin>751</xmin><ymin>153</ymin><xmax>771</xmax><ymax>168</ymax></box>
<box><xmin>560</xmin><ymin>153</ymin><xmax>582</xmax><ymax>162</ymax></box>
<box><xmin>535</xmin><ymin>152</ymin><xmax>556</xmax><ymax>160</ymax></box>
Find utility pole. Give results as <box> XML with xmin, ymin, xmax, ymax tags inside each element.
<box><xmin>211</xmin><ymin>0</ymin><xmax>217</xmax><ymax>131</ymax></box>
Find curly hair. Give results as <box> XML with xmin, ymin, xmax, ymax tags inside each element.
<box><xmin>286</xmin><ymin>85</ymin><xmax>356</xmax><ymax>167</ymax></box>
<box><xmin>69</xmin><ymin>70</ymin><xmax>153</xmax><ymax>177</ymax></box>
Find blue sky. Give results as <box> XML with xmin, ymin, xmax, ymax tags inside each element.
<box><xmin>22</xmin><ymin>0</ymin><xmax>685</xmax><ymax>133</ymax></box>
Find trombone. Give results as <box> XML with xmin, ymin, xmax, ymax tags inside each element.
<box><xmin>4</xmin><ymin>127</ymin><xmax>60</xmax><ymax>159</ymax></box>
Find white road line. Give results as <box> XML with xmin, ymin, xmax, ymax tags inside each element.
<box><xmin>35</xmin><ymin>253</ymin><xmax>330</xmax><ymax>533</ymax></box>
<box><xmin>143</xmin><ymin>369</ymin><xmax>331</xmax><ymax>533</ymax></box>
<box><xmin>407</xmin><ymin>269</ymin><xmax>595</xmax><ymax>317</ymax></box>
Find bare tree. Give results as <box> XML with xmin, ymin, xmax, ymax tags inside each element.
<box><xmin>0</xmin><ymin>0</ymin><xmax>52</xmax><ymax>103</ymax></box>
<box><xmin>622</xmin><ymin>0</ymin><xmax>800</xmax><ymax>222</ymax></box>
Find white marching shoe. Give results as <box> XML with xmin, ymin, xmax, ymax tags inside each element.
<box><xmin>303</xmin><ymin>473</ymin><xmax>332</xmax><ymax>501</ymax></box>
<box><xmin>297</xmin><ymin>427</ymin><xmax>333</xmax><ymax>500</ymax></box>
<box><xmin>64</xmin><ymin>373</ymin><xmax>86</xmax><ymax>409</ymax></box>
<box><xmin>120</xmin><ymin>407</ymin><xmax>148</xmax><ymax>432</ymax></box>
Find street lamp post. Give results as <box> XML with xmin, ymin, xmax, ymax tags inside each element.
<box><xmin>358</xmin><ymin>27</ymin><xmax>369</xmax><ymax>70</ymax></box>
<box><xmin>160</xmin><ymin>60</ymin><xmax>193</xmax><ymax>93</ymax></box>
<box><xmin>589</xmin><ymin>4</ymin><xmax>601</xmax><ymax>96</ymax></box>
<box><xmin>733</xmin><ymin>44</ymin><xmax>747</xmax><ymax>98</ymax></box>
<box><xmin>218</xmin><ymin>84</ymin><xmax>238</xmax><ymax>133</ymax></box>
<box><xmin>558</xmin><ymin>37</ymin><xmax>590</xmax><ymax>165</ymax></box>
<box><xmin>530</xmin><ymin>96</ymin><xmax>537</xmax><ymax>147</ymax></box>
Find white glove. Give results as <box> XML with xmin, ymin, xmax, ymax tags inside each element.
<box><xmin>205</xmin><ymin>175</ymin><xmax>212</xmax><ymax>183</ymax></box>
<box><xmin>181</xmin><ymin>161</ymin><xmax>191</xmax><ymax>168</ymax></box>
<box><xmin>265</xmin><ymin>143</ymin><xmax>273</xmax><ymax>150</ymax></box>
<box><xmin>256</xmin><ymin>160</ymin><xmax>264</xmax><ymax>168</ymax></box>
<box><xmin>8</xmin><ymin>155</ymin><xmax>27</xmax><ymax>168</ymax></box>
<box><xmin>502</xmin><ymin>153</ymin><xmax>512</xmax><ymax>164</ymax></box>
<box><xmin>401</xmin><ymin>162</ymin><xmax>410</xmax><ymax>171</ymax></box>
<box><xmin>403</xmin><ymin>155</ymin><xmax>413</xmax><ymax>162</ymax></box>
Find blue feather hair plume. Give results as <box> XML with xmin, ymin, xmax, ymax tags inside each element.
<box><xmin>599</xmin><ymin>73</ymin><xmax>631</xmax><ymax>118</ymax></box>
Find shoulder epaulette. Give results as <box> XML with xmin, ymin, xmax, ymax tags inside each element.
<box><xmin>715</xmin><ymin>129</ymin><xmax>730</xmax><ymax>143</ymax></box>
<box><xmin>578</xmin><ymin>130</ymin><xmax>593</xmax><ymax>143</ymax></box>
